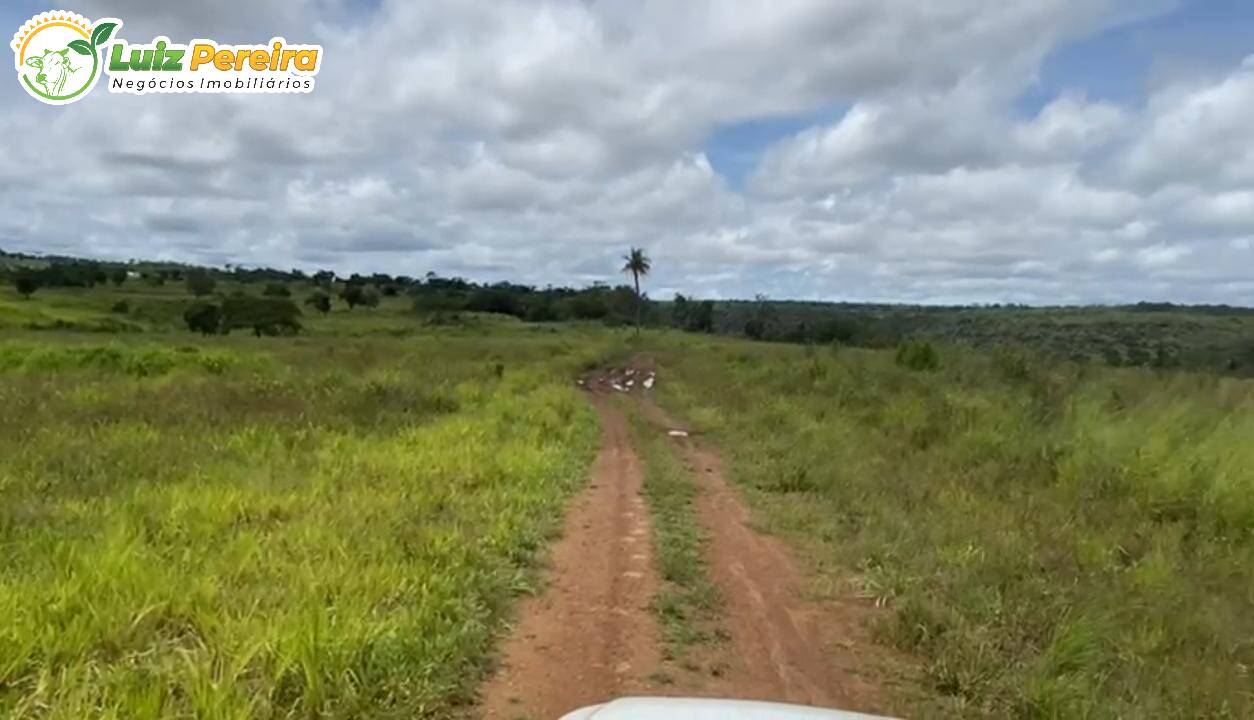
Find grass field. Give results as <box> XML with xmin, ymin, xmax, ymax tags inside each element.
<box><xmin>0</xmin><ymin>328</ymin><xmax>624</xmax><ymax>719</ymax></box>
<box><xmin>3</xmin><ymin>277</ymin><xmax>1253</xmax><ymax>717</ymax></box>
<box><xmin>650</xmin><ymin>335</ymin><xmax>1254</xmax><ymax>718</ymax></box>
<box><xmin>0</xmin><ymin>282</ymin><xmax>429</xmax><ymax>337</ymax></box>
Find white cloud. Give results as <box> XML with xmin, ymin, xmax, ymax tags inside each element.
<box><xmin>1136</xmin><ymin>243</ymin><xmax>1191</xmax><ymax>268</ymax></box>
<box><xmin>1120</xmin><ymin>56</ymin><xmax>1254</xmax><ymax>191</ymax></box>
<box><xmin>2</xmin><ymin>0</ymin><xmax>1252</xmax><ymax>305</ymax></box>
<box><xmin>1013</xmin><ymin>94</ymin><xmax>1127</xmax><ymax>159</ymax></box>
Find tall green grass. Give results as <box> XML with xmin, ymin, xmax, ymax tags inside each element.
<box><xmin>649</xmin><ymin>335</ymin><xmax>1254</xmax><ymax>718</ymax></box>
<box><xmin>0</xmin><ymin>332</ymin><xmax>620</xmax><ymax>718</ymax></box>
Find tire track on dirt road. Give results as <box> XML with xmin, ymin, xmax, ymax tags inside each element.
<box><xmin>477</xmin><ymin>391</ymin><xmax>671</xmax><ymax>720</ymax></box>
<box><xmin>634</xmin><ymin>393</ymin><xmax>892</xmax><ymax>714</ymax></box>
<box><xmin>479</xmin><ymin>360</ymin><xmax>896</xmax><ymax>718</ymax></box>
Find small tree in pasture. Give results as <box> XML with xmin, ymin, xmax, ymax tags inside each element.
<box><xmin>305</xmin><ymin>291</ymin><xmax>332</xmax><ymax>315</ymax></box>
<box><xmin>341</xmin><ymin>284</ymin><xmax>380</xmax><ymax>309</ymax></box>
<box><xmin>688</xmin><ymin>300</ymin><xmax>715</xmax><ymax>332</ymax></box>
<box><xmin>222</xmin><ymin>295</ymin><xmax>302</xmax><ymax>336</ymax></box>
<box><xmin>186</xmin><ymin>271</ymin><xmax>216</xmax><ymax>297</ymax></box>
<box><xmin>14</xmin><ymin>271</ymin><xmax>38</xmax><ymax>299</ymax></box>
<box><xmin>183</xmin><ymin>302</ymin><xmax>223</xmax><ymax>335</ymax></box>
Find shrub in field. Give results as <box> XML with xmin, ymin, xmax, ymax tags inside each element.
<box><xmin>467</xmin><ymin>288</ymin><xmax>525</xmax><ymax>318</ymax></box>
<box><xmin>340</xmin><ymin>283</ymin><xmax>380</xmax><ymax>310</ymax></box>
<box><xmin>110</xmin><ymin>267</ymin><xmax>127</xmax><ymax>286</ymax></box>
<box><xmin>305</xmin><ymin>290</ymin><xmax>332</xmax><ymax>314</ymax></box>
<box><xmin>686</xmin><ymin>300</ymin><xmax>715</xmax><ymax>333</ymax></box>
<box><xmin>566</xmin><ymin>291</ymin><xmax>609</xmax><ymax>320</ymax></box>
<box><xmin>413</xmin><ymin>290</ymin><xmax>468</xmax><ymax>314</ymax></box>
<box><xmin>895</xmin><ymin>339</ymin><xmax>940</xmax><ymax>371</ymax></box>
<box><xmin>674</xmin><ymin>293</ymin><xmax>722</xmax><ymax>332</ymax></box>
<box><xmin>183</xmin><ymin>302</ymin><xmax>223</xmax><ymax>334</ymax></box>
<box><xmin>110</xmin><ymin>300</ymin><xmax>129</xmax><ymax>314</ymax></box>
<box><xmin>992</xmin><ymin>346</ymin><xmax>1032</xmax><ymax>380</ymax></box>
<box><xmin>263</xmin><ymin>282</ymin><xmax>291</xmax><ymax>297</ymax></box>
<box><xmin>1126</xmin><ymin>344</ymin><xmax>1153</xmax><ymax>367</ymax></box>
<box><xmin>525</xmin><ymin>296</ymin><xmax>560</xmax><ymax>322</ymax></box>
<box><xmin>311</xmin><ymin>269</ymin><xmax>336</xmax><ymax>288</ymax></box>
<box><xmin>14</xmin><ymin>270</ymin><xmax>38</xmax><ymax>298</ymax></box>
<box><xmin>185</xmin><ymin>270</ymin><xmax>216</xmax><ymax>296</ymax></box>
<box><xmin>222</xmin><ymin>295</ymin><xmax>302</xmax><ymax>336</ymax></box>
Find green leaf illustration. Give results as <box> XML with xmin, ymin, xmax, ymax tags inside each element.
<box><xmin>91</xmin><ymin>21</ymin><xmax>117</xmax><ymax>48</ymax></box>
<box><xmin>68</xmin><ymin>39</ymin><xmax>93</xmax><ymax>56</ymax></box>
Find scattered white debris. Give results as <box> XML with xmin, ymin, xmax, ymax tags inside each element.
<box><xmin>626</xmin><ymin>379</ymin><xmax>635</xmax><ymax>387</ymax></box>
<box><xmin>576</xmin><ymin>379</ymin><xmax>585</xmax><ymax>386</ymax></box>
<box><xmin>626</xmin><ymin>369</ymin><xmax>636</xmax><ymax>376</ymax></box>
<box><xmin>667</xmin><ymin>430</ymin><xmax>689</xmax><ymax>438</ymax></box>
<box><xmin>643</xmin><ymin>375</ymin><xmax>655</xmax><ymax>390</ymax></box>
<box><xmin>611</xmin><ymin>382</ymin><xmax>627</xmax><ymax>393</ymax></box>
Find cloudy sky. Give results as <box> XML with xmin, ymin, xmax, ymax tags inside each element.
<box><xmin>3</xmin><ymin>0</ymin><xmax>1253</xmax><ymax>304</ymax></box>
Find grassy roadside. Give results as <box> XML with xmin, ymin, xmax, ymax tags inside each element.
<box><xmin>0</xmin><ymin>331</ymin><xmax>624</xmax><ymax>719</ymax></box>
<box><xmin>644</xmin><ymin>332</ymin><xmax>1254</xmax><ymax>718</ymax></box>
<box><xmin>623</xmin><ymin>399</ymin><xmax>726</xmax><ymax>679</ymax></box>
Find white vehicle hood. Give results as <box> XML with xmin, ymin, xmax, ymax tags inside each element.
<box><xmin>559</xmin><ymin>697</ymin><xmax>895</xmax><ymax>720</ymax></box>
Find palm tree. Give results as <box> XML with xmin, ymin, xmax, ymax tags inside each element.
<box><xmin>621</xmin><ymin>246</ymin><xmax>652</xmax><ymax>334</ymax></box>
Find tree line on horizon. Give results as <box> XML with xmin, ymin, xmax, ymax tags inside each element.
<box><xmin>2</xmin><ymin>248</ymin><xmax>1252</xmax><ymax>375</ymax></box>
<box><xmin>0</xmin><ymin>249</ymin><xmax>709</xmax><ymax>335</ymax></box>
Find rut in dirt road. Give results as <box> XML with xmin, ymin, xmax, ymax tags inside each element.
<box><xmin>477</xmin><ymin>393</ymin><xmax>671</xmax><ymax>720</ymax></box>
<box><xmin>478</xmin><ymin>362</ymin><xmax>896</xmax><ymax>719</ymax></box>
<box><xmin>635</xmin><ymin>395</ymin><xmax>893</xmax><ymax>714</ymax></box>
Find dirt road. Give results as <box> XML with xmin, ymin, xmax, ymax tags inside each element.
<box><xmin>478</xmin><ymin>392</ymin><xmax>670</xmax><ymax>719</ymax></box>
<box><xmin>635</xmin><ymin>397</ymin><xmax>889</xmax><ymax>711</ymax></box>
<box><xmin>478</xmin><ymin>363</ymin><xmax>893</xmax><ymax>719</ymax></box>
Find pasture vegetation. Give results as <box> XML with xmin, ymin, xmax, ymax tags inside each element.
<box><xmin>0</xmin><ymin>329</ymin><xmax>625</xmax><ymax>718</ymax></box>
<box><xmin>3</xmin><ymin>256</ymin><xmax>1253</xmax><ymax>717</ymax></box>
<box><xmin>651</xmin><ymin>334</ymin><xmax>1254</xmax><ymax>718</ymax></box>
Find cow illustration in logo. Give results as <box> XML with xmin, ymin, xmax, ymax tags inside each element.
<box><xmin>26</xmin><ymin>46</ymin><xmax>76</xmax><ymax>95</ymax></box>
<box><xmin>11</xmin><ymin>11</ymin><xmax>119</xmax><ymax>105</ymax></box>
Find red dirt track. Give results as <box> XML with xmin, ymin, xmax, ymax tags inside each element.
<box><xmin>478</xmin><ymin>360</ymin><xmax>894</xmax><ymax>719</ymax></box>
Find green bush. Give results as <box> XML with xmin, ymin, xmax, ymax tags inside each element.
<box><xmin>221</xmin><ymin>295</ymin><xmax>302</xmax><ymax>336</ymax></box>
<box><xmin>183</xmin><ymin>302</ymin><xmax>222</xmax><ymax>335</ymax></box>
<box><xmin>185</xmin><ymin>270</ymin><xmax>216</xmax><ymax>297</ymax></box>
<box><xmin>895</xmin><ymin>340</ymin><xmax>940</xmax><ymax>371</ymax></box>
<box><xmin>340</xmin><ymin>284</ymin><xmax>380</xmax><ymax>310</ymax></box>
<box><xmin>992</xmin><ymin>346</ymin><xmax>1032</xmax><ymax>380</ymax></box>
<box><xmin>305</xmin><ymin>291</ymin><xmax>332</xmax><ymax>315</ymax></box>
<box><xmin>14</xmin><ymin>270</ymin><xmax>38</xmax><ymax>298</ymax></box>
